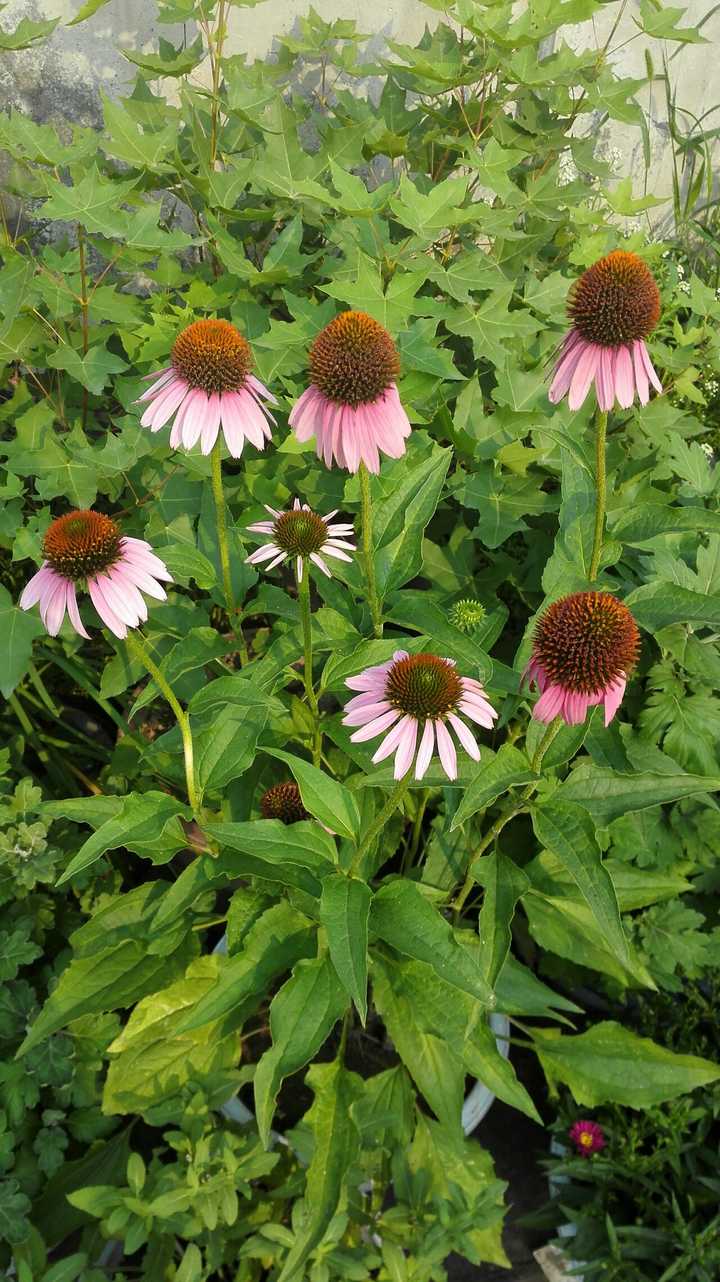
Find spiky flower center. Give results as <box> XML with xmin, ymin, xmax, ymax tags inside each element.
<box><xmin>260</xmin><ymin>782</ymin><xmax>309</xmax><ymax>824</ymax></box>
<box><xmin>534</xmin><ymin>591</ymin><xmax>640</xmax><ymax>695</ymax></box>
<box><xmin>309</xmin><ymin>310</ymin><xmax>400</xmax><ymax>407</ymax></box>
<box><xmin>568</xmin><ymin>251</ymin><xmax>660</xmax><ymax>347</ymax></box>
<box><xmin>171</xmin><ymin>319</ymin><xmax>252</xmax><ymax>394</ymax></box>
<box><xmin>43</xmin><ymin>510</ymin><xmax>121</xmax><ymax>580</ymax></box>
<box><xmin>385</xmin><ymin>653</ymin><xmax>462</xmax><ymax>720</ymax></box>
<box><xmin>272</xmin><ymin>510</ymin><xmax>328</xmax><ymax>557</ymax></box>
<box><xmin>449</xmin><ymin>598</ymin><xmax>487</xmax><ymax>635</ymax></box>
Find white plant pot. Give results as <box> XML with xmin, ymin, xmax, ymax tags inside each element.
<box><xmin>544</xmin><ymin>1139</ymin><xmax>585</xmax><ymax>1282</ymax></box>
<box><xmin>213</xmin><ymin>935</ymin><xmax>510</xmax><ymax>1135</ymax></box>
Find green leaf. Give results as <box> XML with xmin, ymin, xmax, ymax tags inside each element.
<box><xmin>559</xmin><ymin>762</ymin><xmax>720</xmax><ymax>826</ymax></box>
<box><xmin>100</xmin><ymin>94</ymin><xmax>176</xmax><ymax>171</ymax></box>
<box><xmin>0</xmin><ymin>15</ymin><xmax>58</xmax><ymax>48</ymax></box>
<box><xmin>475</xmin><ymin>852</ymin><xmax>530</xmax><ymax>988</ymax></box>
<box><xmin>389</xmin><ymin>173</ymin><xmax>473</xmax><ymax>237</ymax></box>
<box><xmin>263</xmin><ymin>748</ymin><xmax>361</xmax><ymax>842</ymax></box>
<box><xmin>494</xmin><ymin>955</ymin><xmax>582</xmax><ymax>1021</ymax></box>
<box><xmin>534</xmin><ymin>1020</ymin><xmax>720</xmax><ymax>1107</ymax></box>
<box><xmin>635</xmin><ymin>0</ymin><xmax>705</xmax><ymax>42</ymax></box>
<box><xmin>46</xmin><ymin>344</ymin><xmax>128</xmax><ymax>394</ymax></box>
<box><xmin>320</xmin><ymin>253</ymin><xmax>432</xmax><ymax>331</ymax></box>
<box><xmin>18</xmin><ymin>931</ymin><xmax>196</xmax><ymax>1057</ymax></box>
<box><xmin>463</xmin><ymin>1018</ymin><xmax>540</xmax><ymax>1122</ymax></box>
<box><xmin>320</xmin><ymin>875</ymin><xmax>372</xmax><ymax>1023</ymax></box>
<box><xmin>624</xmin><ymin>580</ymin><xmax>720</xmax><ymax>630</ymax></box>
<box><xmin>254</xmin><ymin>956</ymin><xmax>347</xmax><ymax>1148</ymax></box>
<box><xmin>531</xmin><ymin>800</ymin><xmax>628</xmax><ymax>965</ymax></box>
<box><xmin>129</xmin><ymin>627</ymin><xmax>229</xmax><ymax>715</ymax></box>
<box><xmin>0</xmin><ymin>1178</ymin><xmax>30</xmax><ymax>1244</ymax></box>
<box><xmin>451</xmin><ymin>744</ymin><xmax>534</xmax><ymax>830</ymax></box>
<box><xmin>371</xmin><ymin>880</ymin><xmax>494</xmax><ymax>1005</ymax></box>
<box><xmin>103</xmin><ymin>956</ymin><xmax>240</xmax><ymax>1118</ymax></box>
<box><xmin>276</xmin><ymin>1059</ymin><xmax>362</xmax><ymax>1282</ymax></box>
<box><xmin>0</xmin><ymin>584</ymin><xmax>45</xmax><ymax>698</ymax></box>
<box><xmin>122</xmin><ymin>36</ymin><xmax>205</xmax><ymax>76</ymax></box>
<box><xmin>467</xmin><ymin>137</ymin><xmax>525</xmax><ymax>200</ymax></box>
<box><xmin>372</xmin><ymin>443</ymin><xmax>452</xmax><ymax>596</ymax></box>
<box><xmin>204</xmin><ymin>818</ymin><xmax>337</xmax><ymax>896</ymax></box>
<box><xmin>177</xmin><ymin>902</ymin><xmax>315</xmax><ymax>1033</ymax></box>
<box><xmin>38</xmin><ymin>167</ymin><xmax>139</xmax><ymax>236</ymax></box>
<box><xmin>57</xmin><ymin>791</ymin><xmax>189</xmax><ymax>883</ymax></box>
<box><xmin>67</xmin><ymin>0</ymin><xmax>112</xmax><ymax>23</ymax></box>
<box><xmin>372</xmin><ymin>954</ymin><xmax>465</xmax><ymax>1132</ymax></box>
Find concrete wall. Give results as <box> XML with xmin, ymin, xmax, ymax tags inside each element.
<box><xmin>0</xmin><ymin>0</ymin><xmax>717</xmax><ymax>216</ymax></box>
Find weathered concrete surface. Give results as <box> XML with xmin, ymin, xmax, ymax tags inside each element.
<box><xmin>0</xmin><ymin>0</ymin><xmax>717</xmax><ymax>213</ymax></box>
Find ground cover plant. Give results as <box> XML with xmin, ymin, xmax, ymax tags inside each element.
<box><xmin>1</xmin><ymin>0</ymin><xmax>720</xmax><ymax>1277</ymax></box>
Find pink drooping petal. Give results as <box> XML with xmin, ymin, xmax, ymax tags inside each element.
<box><xmin>145</xmin><ymin>378</ymin><xmax>189</xmax><ymax>431</ymax></box>
<box><xmin>309</xmin><ymin>552</ymin><xmax>332</xmax><ymax>576</ymax></box>
<box><xmin>198</xmin><ymin>393</ymin><xmax>221</xmax><ymax>455</ymax></box>
<box><xmin>343</xmin><ymin>700</ymin><xmax>392</xmax><ymax>726</ymax></box>
<box><xmin>87</xmin><ymin>577</ymin><xmax>127</xmax><ymax>639</ymax></box>
<box><xmin>638</xmin><ymin>339</ymin><xmax>662</xmax><ymax>394</ymax></box>
<box><xmin>458</xmin><ymin>699</ymin><xmax>496</xmax><ymax>729</ymax></box>
<box><xmin>20</xmin><ymin>564</ymin><xmax>57</xmax><ymax>610</ymax></box>
<box><xmin>345</xmin><ymin>662</ymin><xmax>393</xmax><ymax>692</ymax></box>
<box><xmin>549</xmin><ymin>332</ymin><xmax>586</xmax><ymax>404</ymax></box>
<box><xmin>181</xmin><ymin>389</ymin><xmax>208</xmax><ymax>450</ymax></box>
<box><xmin>631</xmin><ymin>340</ymin><xmax>649</xmax><ymax>405</ymax></box>
<box><xmin>597</xmin><ymin>346</ymin><xmax>615</xmax><ymax>412</ymax></box>
<box><xmin>434</xmin><ymin>718</ymin><xmax>457</xmax><ymax>781</ymax></box>
<box><xmin>415</xmin><ymin>720</ymin><xmax>435</xmax><ymax>780</ymax></box>
<box><xmin>65</xmin><ymin>582</ymin><xmax>90</xmax><ymax>639</ymax></box>
<box><xmin>136</xmin><ymin>368</ymin><xmax>176</xmax><ymax>401</ymax></box>
<box><xmin>563</xmin><ymin>690</ymin><xmax>591</xmax><ymax>725</ymax></box>
<box><xmin>119</xmin><ymin>543</ymin><xmax>172</xmax><ymax>583</ymax></box>
<box><xmin>236</xmin><ymin>387</ymin><xmax>271</xmax><ymax>449</ymax></box>
<box><xmin>107</xmin><ymin>566</ymin><xmax>148</xmax><ymax>623</ymax></box>
<box><xmin>533</xmin><ymin>682</ymin><xmax>566</xmax><ymax>723</ymax></box>
<box><xmin>602</xmin><ymin>675</ymin><xmax>626</xmax><ymax>725</ymax></box>
<box><xmin>568</xmin><ymin>342</ymin><xmax>601</xmax><ymax>411</ymax></box>
<box><xmin>447</xmin><ymin>713</ymin><xmax>481</xmax><ymax>761</ymax></box>
<box><xmin>140</xmin><ymin>364</ymin><xmax>172</xmax><ymax>383</ymax></box>
<box><xmin>393</xmin><ymin>717</ymin><xmax>418</xmax><ymax>779</ymax></box>
<box><xmin>344</xmin><ymin>690</ymin><xmax>390</xmax><ymax>713</ymax></box>
<box><xmin>372</xmin><ymin>714</ymin><xmax>414</xmax><ymax>764</ymax></box>
<box><xmin>246</xmin><ymin>373</ymin><xmax>278</xmax><ymax>406</ymax></box>
<box><xmin>613</xmin><ymin>345</ymin><xmax>635</xmax><ymax>410</ymax></box>
<box><xmin>350</xmin><ymin>708</ymin><xmax>401</xmax><ymax>742</ymax></box>
<box><xmin>94</xmin><ymin>573</ymin><xmax>142</xmax><ymax>627</ymax></box>
<box><xmin>247</xmin><ymin>543</ymin><xmax>283</xmax><ymax>565</ymax></box>
<box><xmin>42</xmin><ymin>578</ymin><xmax>68</xmax><ymax>636</ymax></box>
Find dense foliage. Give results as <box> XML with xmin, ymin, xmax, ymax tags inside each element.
<box><xmin>1</xmin><ymin>0</ymin><xmax>720</xmax><ymax>1277</ymax></box>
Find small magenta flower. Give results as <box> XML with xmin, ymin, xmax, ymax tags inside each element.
<box><xmin>245</xmin><ymin>499</ymin><xmax>355</xmax><ymax>580</ymax></box>
<box><xmin>342</xmin><ymin>650</ymin><xmax>497</xmax><ymax>781</ymax></box>
<box><xmin>524</xmin><ymin>591</ymin><xmax>640</xmax><ymax>727</ymax></box>
<box><xmin>136</xmin><ymin>318</ymin><xmax>276</xmax><ymax>456</ymax></box>
<box><xmin>289</xmin><ymin>311</ymin><xmax>411</xmax><ymax>473</ymax></box>
<box><xmin>569</xmin><ymin>1120</ymin><xmax>606</xmax><ymax>1157</ymax></box>
<box><xmin>549</xmin><ymin>251</ymin><xmax>662</xmax><ymax>411</ymax></box>
<box><xmin>260</xmin><ymin>782</ymin><xmax>309</xmax><ymax>824</ymax></box>
<box><xmin>19</xmin><ymin>510</ymin><xmax>172</xmax><ymax>640</ymax></box>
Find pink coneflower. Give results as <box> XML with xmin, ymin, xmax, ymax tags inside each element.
<box><xmin>523</xmin><ymin>591</ymin><xmax>640</xmax><ymax>727</ymax></box>
<box><xmin>549</xmin><ymin>251</ymin><xmax>662</xmax><ymax>411</ymax></box>
<box><xmin>342</xmin><ymin>650</ymin><xmax>497</xmax><ymax>781</ymax></box>
<box><xmin>19</xmin><ymin>510</ymin><xmax>171</xmax><ymax>640</ymax></box>
<box><xmin>136</xmin><ymin>318</ymin><xmax>276</xmax><ymax>456</ymax></box>
<box><xmin>245</xmin><ymin>499</ymin><xmax>355</xmax><ymax>580</ymax></box>
<box><xmin>289</xmin><ymin>310</ymin><xmax>411</xmax><ymax>473</ymax></box>
<box><xmin>569</xmin><ymin>1120</ymin><xmax>606</xmax><ymax>1157</ymax></box>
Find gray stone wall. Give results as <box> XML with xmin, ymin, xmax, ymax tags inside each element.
<box><xmin>0</xmin><ymin>0</ymin><xmax>717</xmax><ymax>218</ymax></box>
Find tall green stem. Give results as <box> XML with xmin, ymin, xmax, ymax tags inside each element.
<box><xmin>297</xmin><ymin>565</ymin><xmax>321</xmax><ymax>766</ymax></box>
<box><xmin>210</xmin><ymin>442</ymin><xmax>248</xmax><ymax>662</ymax></box>
<box><xmin>452</xmin><ymin>715</ymin><xmax>563</xmax><ymax>920</ymax></box>
<box><xmin>350</xmin><ymin>773</ymin><xmax>411</xmax><ymax>877</ymax></box>
<box><xmin>359</xmin><ymin>462</ymin><xmax>383</xmax><ymax>638</ymax></box>
<box><xmin>126</xmin><ymin>631</ymin><xmax>201</xmax><ymax>817</ymax></box>
<box><xmin>589</xmin><ymin>409</ymin><xmax>608</xmax><ymax>582</ymax></box>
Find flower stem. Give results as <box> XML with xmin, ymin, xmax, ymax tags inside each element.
<box><xmin>126</xmin><ymin>631</ymin><xmax>201</xmax><ymax>817</ymax></box>
<box><xmin>589</xmin><ymin>408</ymin><xmax>608</xmax><ymax>582</ymax></box>
<box><xmin>451</xmin><ymin>715</ymin><xmax>563</xmax><ymax>921</ymax></box>
<box><xmin>359</xmin><ymin>462</ymin><xmax>383</xmax><ymax>638</ymax></box>
<box><xmin>297</xmin><ymin>565</ymin><xmax>322</xmax><ymax>766</ymax></box>
<box><xmin>210</xmin><ymin>441</ymin><xmax>248</xmax><ymax>663</ymax></box>
<box><xmin>350</xmin><ymin>772</ymin><xmax>411</xmax><ymax>877</ymax></box>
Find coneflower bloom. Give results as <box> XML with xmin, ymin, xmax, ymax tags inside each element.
<box><xmin>289</xmin><ymin>310</ymin><xmax>411</xmax><ymax>473</ymax></box>
<box><xmin>569</xmin><ymin>1120</ymin><xmax>606</xmax><ymax>1158</ymax></box>
<box><xmin>136</xmin><ymin>318</ymin><xmax>276</xmax><ymax>456</ymax></box>
<box><xmin>260</xmin><ymin>782</ymin><xmax>309</xmax><ymax>824</ymax></box>
<box><xmin>19</xmin><ymin>510</ymin><xmax>171</xmax><ymax>640</ymax></box>
<box><xmin>523</xmin><ymin>591</ymin><xmax>640</xmax><ymax>727</ymax></box>
<box><xmin>343</xmin><ymin>650</ymin><xmax>497</xmax><ymax>781</ymax></box>
<box><xmin>549</xmin><ymin>251</ymin><xmax>662</xmax><ymax>411</ymax></box>
<box><xmin>245</xmin><ymin>499</ymin><xmax>355</xmax><ymax>580</ymax></box>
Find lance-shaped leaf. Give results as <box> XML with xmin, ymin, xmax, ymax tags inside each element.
<box><xmin>320</xmin><ymin>874</ymin><xmax>372</xmax><ymax>1022</ymax></box>
<box><xmin>475</xmin><ymin>852</ymin><xmax>530</xmax><ymax>987</ymax></box>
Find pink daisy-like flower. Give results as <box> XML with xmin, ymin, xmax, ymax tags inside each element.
<box><xmin>549</xmin><ymin>251</ymin><xmax>662</xmax><ymax>411</ymax></box>
<box><xmin>136</xmin><ymin>318</ymin><xmax>276</xmax><ymax>457</ymax></box>
<box><xmin>19</xmin><ymin>509</ymin><xmax>172</xmax><ymax>640</ymax></box>
<box><xmin>523</xmin><ymin>591</ymin><xmax>640</xmax><ymax>727</ymax></box>
<box><xmin>245</xmin><ymin>498</ymin><xmax>355</xmax><ymax>581</ymax></box>
<box><xmin>569</xmin><ymin>1120</ymin><xmax>606</xmax><ymax>1158</ymax></box>
<box><xmin>342</xmin><ymin>650</ymin><xmax>498</xmax><ymax>781</ymax></box>
<box><xmin>289</xmin><ymin>310</ymin><xmax>411</xmax><ymax>474</ymax></box>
